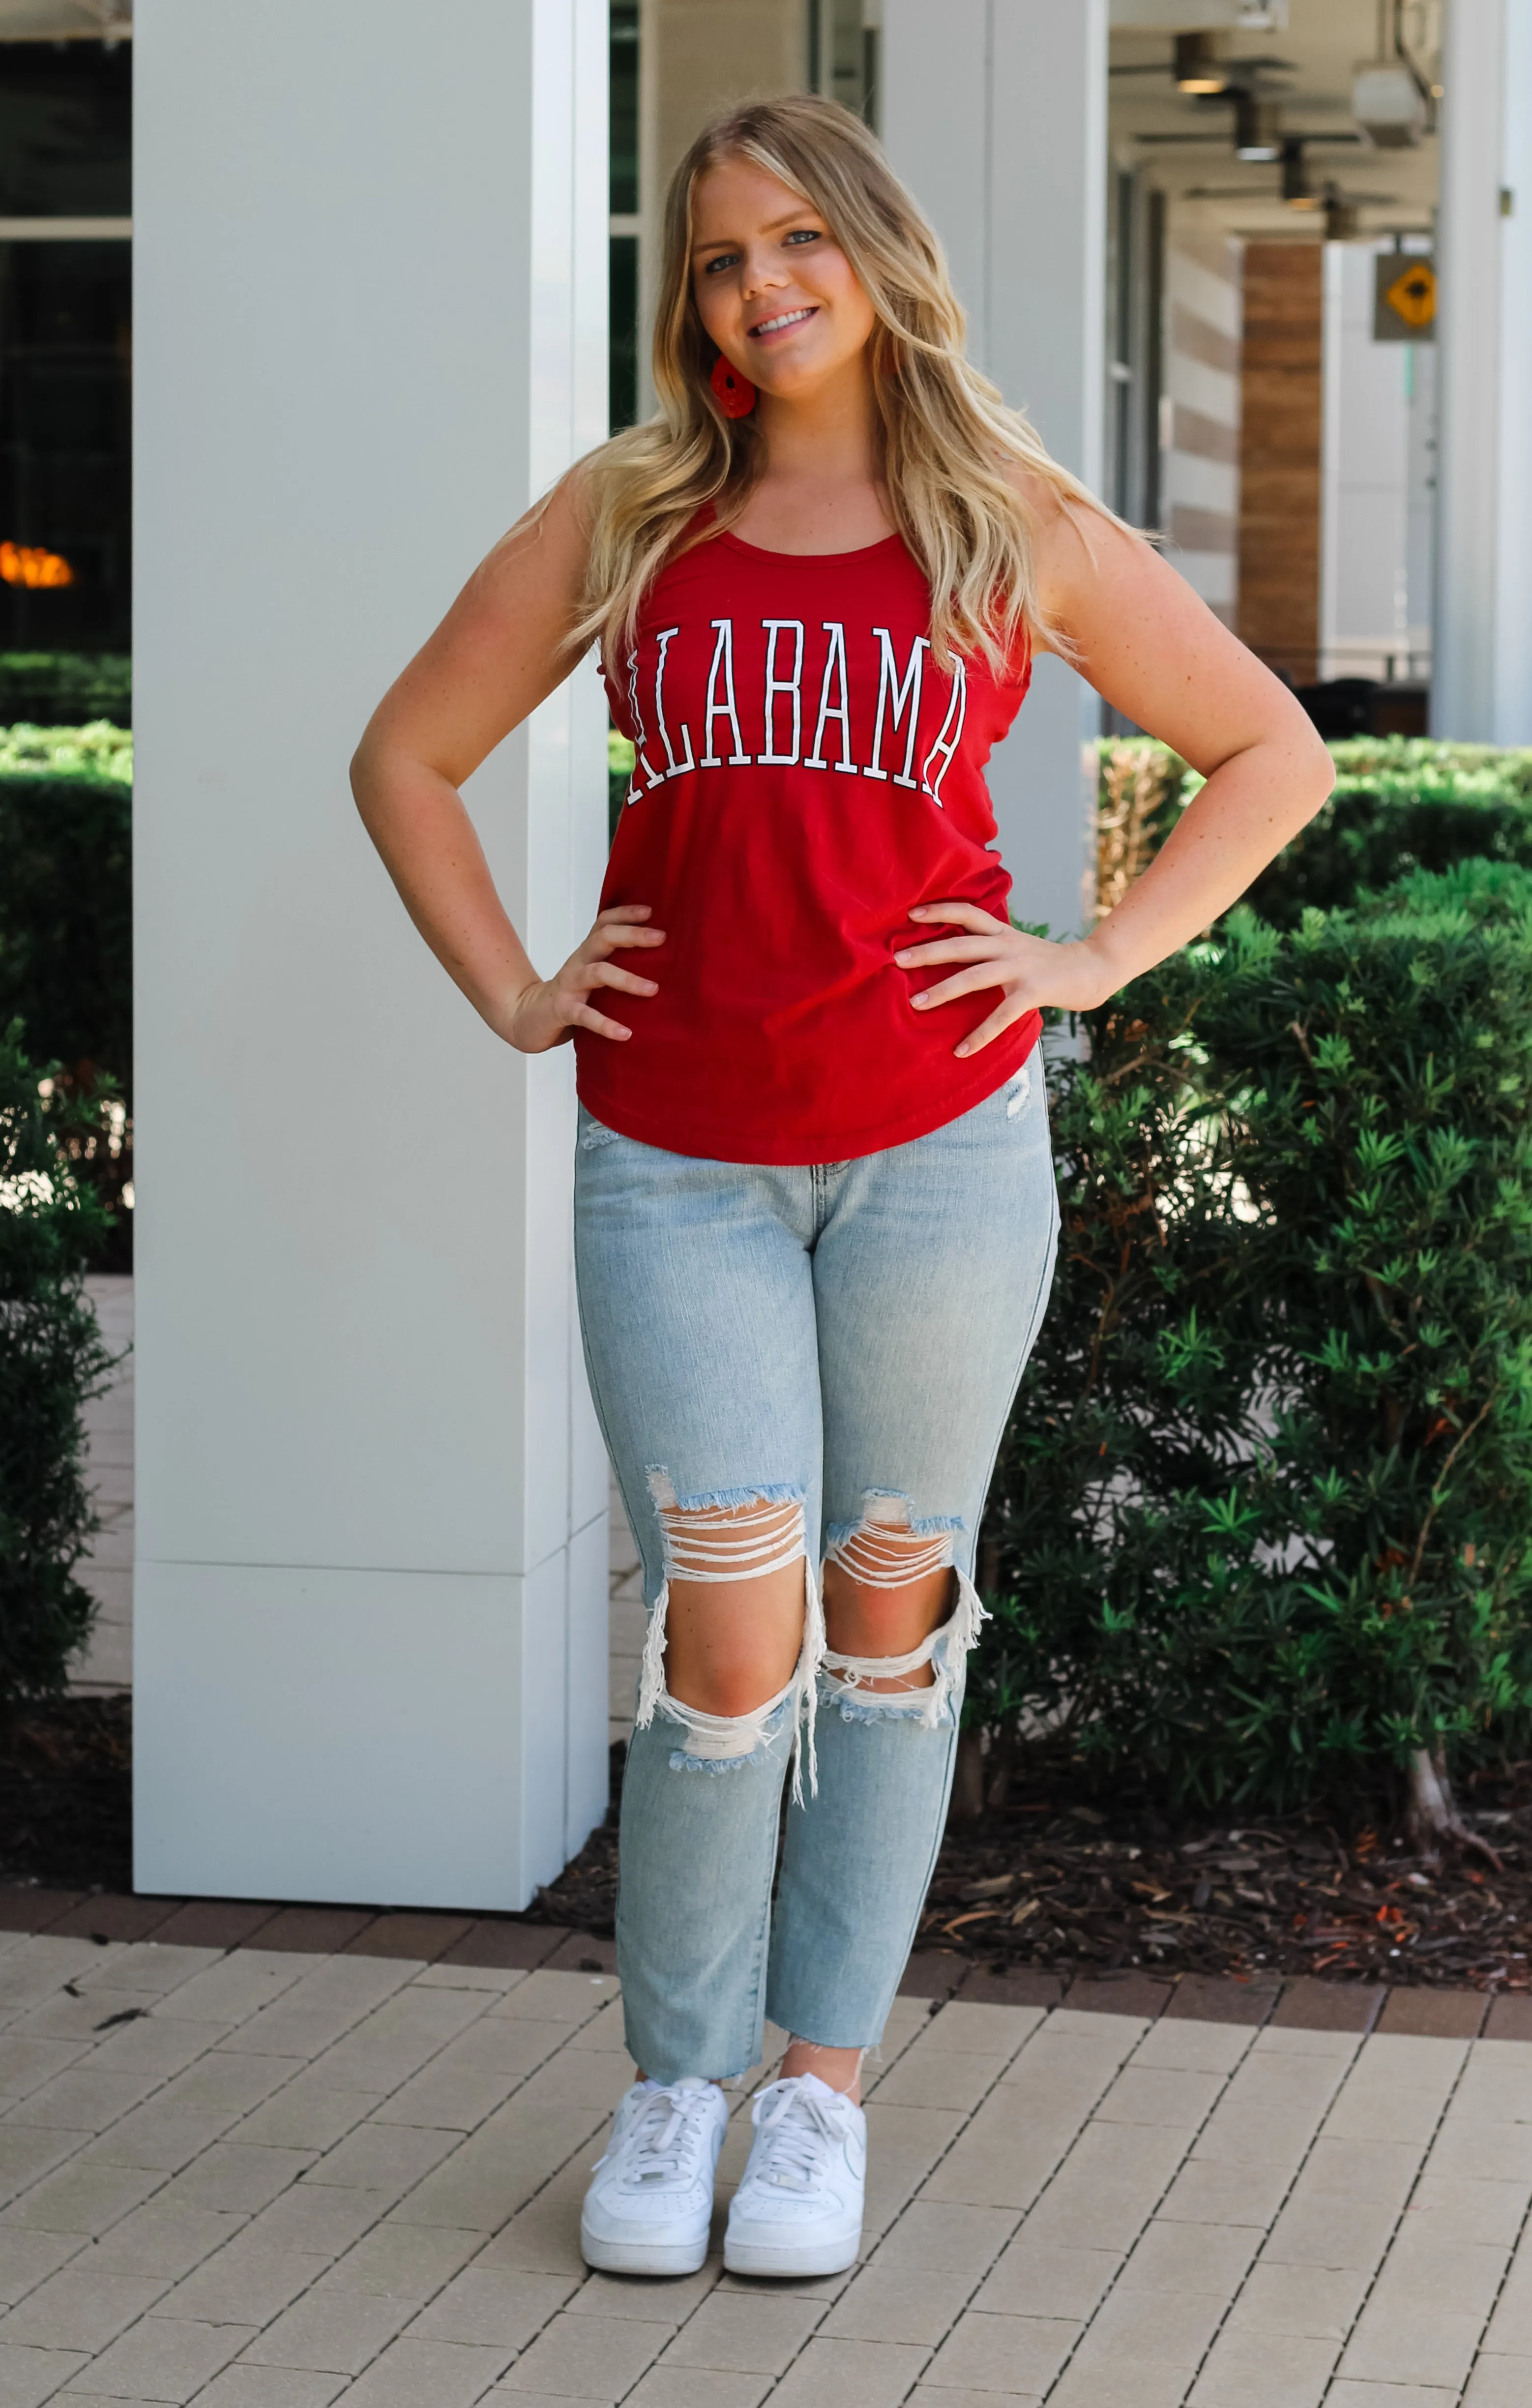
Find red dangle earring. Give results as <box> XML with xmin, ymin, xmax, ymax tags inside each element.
<box><xmin>710</xmin><ymin>354</ymin><xmax>757</xmax><ymax>418</ymax></box>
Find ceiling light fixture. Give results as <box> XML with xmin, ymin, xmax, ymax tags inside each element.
<box><xmin>1324</xmin><ymin>190</ymin><xmax>1362</xmax><ymax>241</ymax></box>
<box><xmin>1353</xmin><ymin>59</ymin><xmax>1426</xmax><ymax>147</ymax></box>
<box><xmin>1174</xmin><ymin>32</ymin><xmax>1228</xmax><ymax>94</ymax></box>
<box><xmin>1235</xmin><ymin>94</ymin><xmax>1283</xmax><ymax>160</ymax></box>
<box><xmin>1281</xmin><ymin>138</ymin><xmax>1318</xmax><ymax>207</ymax></box>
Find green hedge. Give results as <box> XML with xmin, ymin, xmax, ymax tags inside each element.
<box><xmin>0</xmin><ymin>766</ymin><xmax>132</xmax><ymax>1093</ymax></box>
<box><xmin>1248</xmin><ymin>769</ymin><xmax>1532</xmax><ymax>926</ymax></box>
<box><xmin>1328</xmin><ymin>738</ymin><xmax>1532</xmax><ymax>798</ymax></box>
<box><xmin>0</xmin><ymin>1021</ymin><xmax>118</xmax><ymax>1712</ymax></box>
<box><xmin>0</xmin><ymin>728</ymin><xmax>134</xmax><ymax>1270</ymax></box>
<box><xmin>977</xmin><ymin>861</ymin><xmax>1532</xmax><ymax>1815</ymax></box>
<box><xmin>0</xmin><ymin>723</ymin><xmax>131</xmax><ymax>782</ymax></box>
<box><xmin>610</xmin><ymin>729</ymin><xmax>634</xmax><ymax>842</ymax></box>
<box><xmin>1097</xmin><ymin>736</ymin><xmax>1532</xmax><ymax>928</ymax></box>
<box><xmin>0</xmin><ymin>654</ymin><xmax>131</xmax><ymax>729</ymax></box>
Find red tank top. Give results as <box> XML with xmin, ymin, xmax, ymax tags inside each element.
<box><xmin>576</xmin><ymin>527</ymin><xmax>1040</xmax><ymax>1164</ymax></box>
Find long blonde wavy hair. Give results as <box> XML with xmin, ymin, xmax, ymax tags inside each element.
<box><xmin>572</xmin><ymin>92</ymin><xmax>1105</xmax><ymax>677</ymax></box>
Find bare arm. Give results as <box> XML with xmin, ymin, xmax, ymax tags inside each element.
<box><xmin>350</xmin><ymin>476</ymin><xmax>662</xmax><ymax>1052</ymax></box>
<box><xmin>897</xmin><ymin>495</ymin><xmax>1336</xmax><ymax>1053</ymax></box>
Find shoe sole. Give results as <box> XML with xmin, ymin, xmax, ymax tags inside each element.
<box><xmin>580</xmin><ymin>2221</ymin><xmax>710</xmax><ymax>2277</ymax></box>
<box><xmin>723</xmin><ymin>2228</ymin><xmax>861</xmax><ymax>2278</ymax></box>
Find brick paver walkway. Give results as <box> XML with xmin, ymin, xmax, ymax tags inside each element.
<box><xmin>0</xmin><ymin>1929</ymin><xmax>1529</xmax><ymax>2407</ymax></box>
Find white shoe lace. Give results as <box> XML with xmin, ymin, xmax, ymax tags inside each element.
<box><xmin>745</xmin><ymin>2078</ymin><xmax>847</xmax><ymax>2193</ymax></box>
<box><xmin>598</xmin><ymin>2083</ymin><xmax>718</xmax><ymax>2188</ymax></box>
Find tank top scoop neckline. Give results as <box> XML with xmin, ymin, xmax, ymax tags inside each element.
<box><xmin>711</xmin><ymin>527</ymin><xmax>906</xmax><ymax>561</ymax></box>
<box><xmin>578</xmin><ymin>524</ymin><xmax>1042</xmax><ymax>1167</ymax></box>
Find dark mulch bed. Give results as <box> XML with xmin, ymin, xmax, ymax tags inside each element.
<box><xmin>8</xmin><ymin>1703</ymin><xmax>1530</xmax><ymax>1992</ymax></box>
<box><xmin>536</xmin><ymin>1737</ymin><xmax>1532</xmax><ymax>1994</ymax></box>
<box><xmin>0</xmin><ymin>1695</ymin><xmax>132</xmax><ymax>1893</ymax></box>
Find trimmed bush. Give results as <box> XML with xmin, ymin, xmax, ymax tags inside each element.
<box><xmin>0</xmin><ymin>723</ymin><xmax>132</xmax><ymax>782</ymax></box>
<box><xmin>1095</xmin><ymin>736</ymin><xmax>1532</xmax><ymax>929</ymax></box>
<box><xmin>1246</xmin><ymin>770</ymin><xmax>1532</xmax><ymax>926</ymax></box>
<box><xmin>0</xmin><ymin>767</ymin><xmax>132</xmax><ymax>1086</ymax></box>
<box><xmin>977</xmin><ymin>864</ymin><xmax>1532</xmax><ymax>1820</ymax></box>
<box><xmin>0</xmin><ymin>1022</ymin><xmax>117</xmax><ymax>1714</ymax></box>
<box><xmin>0</xmin><ymin>654</ymin><xmax>131</xmax><ymax>729</ymax></box>
<box><xmin>610</xmin><ymin>728</ymin><xmax>634</xmax><ymax>842</ymax></box>
<box><xmin>1328</xmin><ymin>738</ymin><xmax>1532</xmax><ymax>798</ymax></box>
<box><xmin>0</xmin><ymin>730</ymin><xmax>134</xmax><ymax>1271</ymax></box>
<box><xmin>1095</xmin><ymin>741</ymin><xmax>1189</xmax><ymax>920</ymax></box>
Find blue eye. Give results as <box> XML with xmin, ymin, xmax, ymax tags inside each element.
<box><xmin>703</xmin><ymin>251</ymin><xmax>740</xmax><ymax>275</ymax></box>
<box><xmin>784</xmin><ymin>229</ymin><xmax>822</xmax><ymax>246</ymax></box>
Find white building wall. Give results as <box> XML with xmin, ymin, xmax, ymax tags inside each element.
<box><xmin>1494</xmin><ymin>0</ymin><xmax>1532</xmax><ymax>745</ymax></box>
<box><xmin>1321</xmin><ymin>241</ymin><xmax>1436</xmax><ymax>684</ymax></box>
<box><xmin>132</xmin><ymin>0</ymin><xmax>612</xmax><ymax>1910</ymax></box>
<box><xmin>1434</xmin><ymin>0</ymin><xmax>1532</xmax><ymax>743</ymax></box>
<box><xmin>883</xmin><ymin>0</ymin><xmax>1108</xmax><ymax>941</ymax></box>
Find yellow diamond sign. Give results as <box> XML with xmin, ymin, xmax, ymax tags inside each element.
<box><xmin>1378</xmin><ymin>258</ymin><xmax>1437</xmax><ymax>336</ymax></box>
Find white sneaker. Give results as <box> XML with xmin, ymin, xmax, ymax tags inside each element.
<box><xmin>723</xmin><ymin>2071</ymin><xmax>866</xmax><ymax>2278</ymax></box>
<box><xmin>580</xmin><ymin>2077</ymin><xmax>729</xmax><ymax>2276</ymax></box>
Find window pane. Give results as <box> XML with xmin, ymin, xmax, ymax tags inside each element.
<box><xmin>610</xmin><ymin>0</ymin><xmax>640</xmax><ymax>217</ymax></box>
<box><xmin>0</xmin><ymin>43</ymin><xmax>130</xmax><ymax>218</ymax></box>
<box><xmin>0</xmin><ymin>240</ymin><xmax>131</xmax><ymax>653</ymax></box>
<box><xmin>610</xmin><ymin>234</ymin><xmax>639</xmax><ymax>434</ymax></box>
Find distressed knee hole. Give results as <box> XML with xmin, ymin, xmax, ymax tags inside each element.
<box><xmin>822</xmin><ymin>1493</ymin><xmax>988</xmax><ymax>1729</ymax></box>
<box><xmin>825</xmin><ymin>1491</ymin><xmax>960</xmax><ymax>1591</ymax></box>
<box><xmin>649</xmin><ymin>1479</ymin><xmax>806</xmax><ymax>1587</ymax></box>
<box><xmin>636</xmin><ymin>1474</ymin><xmax>825</xmax><ymax>1800</ymax></box>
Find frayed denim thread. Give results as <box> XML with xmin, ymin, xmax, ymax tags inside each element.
<box><xmin>663</xmin><ymin>1696</ymin><xmax>791</xmax><ymax>1774</ymax></box>
<box><xmin>824</xmin><ymin>1507</ymin><xmax>964</xmax><ymax>1551</ymax></box>
<box><xmin>647</xmin><ymin>1471</ymin><xmax>805</xmax><ymax>1517</ymax></box>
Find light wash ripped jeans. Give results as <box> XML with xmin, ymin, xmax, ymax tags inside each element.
<box><xmin>573</xmin><ymin>1057</ymin><xmax>1060</xmax><ymax>2084</ymax></box>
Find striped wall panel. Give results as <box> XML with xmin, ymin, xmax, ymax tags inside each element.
<box><xmin>1162</xmin><ymin>222</ymin><xmax>1243</xmax><ymax>625</ymax></box>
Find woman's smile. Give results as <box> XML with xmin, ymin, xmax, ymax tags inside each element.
<box><xmin>749</xmin><ymin>304</ymin><xmax>819</xmax><ymax>342</ymax></box>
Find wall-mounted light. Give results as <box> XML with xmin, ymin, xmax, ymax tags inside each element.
<box><xmin>1174</xmin><ymin>32</ymin><xmax>1228</xmax><ymax>94</ymax></box>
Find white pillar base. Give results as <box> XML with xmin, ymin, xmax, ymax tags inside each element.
<box><xmin>132</xmin><ymin>0</ymin><xmax>611</xmax><ymax>1911</ymax></box>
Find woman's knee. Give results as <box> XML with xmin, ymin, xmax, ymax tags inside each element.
<box><xmin>651</xmin><ymin>1486</ymin><xmax>809</xmax><ymax>1716</ymax></box>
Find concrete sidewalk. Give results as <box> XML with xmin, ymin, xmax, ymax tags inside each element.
<box><xmin>1</xmin><ymin>1927</ymin><xmax>1530</xmax><ymax>2407</ymax></box>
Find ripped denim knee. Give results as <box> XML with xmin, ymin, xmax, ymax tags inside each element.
<box><xmin>822</xmin><ymin>1491</ymin><xmax>989</xmax><ymax>1730</ymax></box>
<box><xmin>634</xmin><ymin>1475</ymin><xmax>826</xmax><ymax>1800</ymax></box>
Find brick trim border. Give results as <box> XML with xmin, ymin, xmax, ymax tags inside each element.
<box><xmin>901</xmin><ymin>1946</ymin><xmax>1532</xmax><ymax>2040</ymax></box>
<box><xmin>4</xmin><ymin>1885</ymin><xmax>1528</xmax><ymax>2041</ymax></box>
<box><xmin>0</xmin><ymin>1886</ymin><xmax>615</xmax><ymax>1975</ymax></box>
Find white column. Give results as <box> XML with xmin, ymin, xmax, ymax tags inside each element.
<box><xmin>1434</xmin><ymin>0</ymin><xmax>1532</xmax><ymax>742</ymax></box>
<box><xmin>882</xmin><ymin>0</ymin><xmax>1108</xmax><ymax>939</ymax></box>
<box><xmin>132</xmin><ymin>0</ymin><xmax>611</xmax><ymax>1910</ymax></box>
<box><xmin>1320</xmin><ymin>242</ymin><xmax>1432</xmax><ymax>682</ymax></box>
<box><xmin>1494</xmin><ymin>0</ymin><xmax>1532</xmax><ymax>743</ymax></box>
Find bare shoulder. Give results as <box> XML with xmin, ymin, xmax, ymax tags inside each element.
<box><xmin>998</xmin><ymin>461</ymin><xmax>1141</xmax><ymax>653</ymax></box>
<box><xmin>474</xmin><ymin>463</ymin><xmax>592</xmax><ymax>597</ymax></box>
<box><xmin>1001</xmin><ymin>460</ymin><xmax>1068</xmax><ymax>532</ymax></box>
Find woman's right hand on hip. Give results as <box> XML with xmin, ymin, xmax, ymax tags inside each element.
<box><xmin>503</xmin><ymin>903</ymin><xmax>665</xmax><ymax>1053</ymax></box>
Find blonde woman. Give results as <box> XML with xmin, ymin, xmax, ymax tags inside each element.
<box><xmin>353</xmin><ymin>96</ymin><xmax>1331</xmax><ymax>2279</ymax></box>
